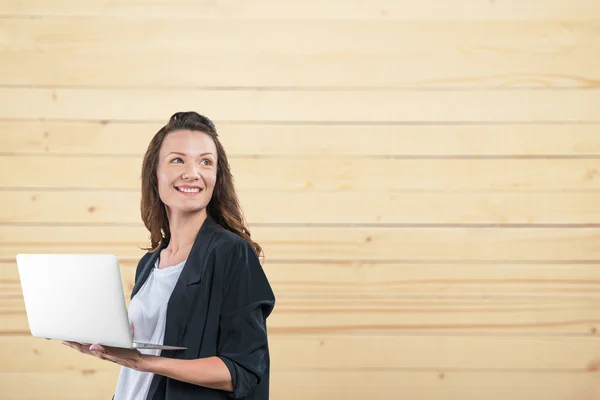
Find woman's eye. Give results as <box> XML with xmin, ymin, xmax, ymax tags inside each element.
<box><xmin>171</xmin><ymin>157</ymin><xmax>183</xmax><ymax>163</ymax></box>
<box><xmin>200</xmin><ymin>159</ymin><xmax>212</xmax><ymax>166</ymax></box>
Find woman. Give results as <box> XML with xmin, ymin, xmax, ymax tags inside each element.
<box><xmin>61</xmin><ymin>111</ymin><xmax>276</xmax><ymax>400</ymax></box>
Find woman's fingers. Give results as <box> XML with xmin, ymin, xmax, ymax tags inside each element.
<box><xmin>88</xmin><ymin>345</ymin><xmax>130</xmax><ymax>367</ymax></box>
<box><xmin>60</xmin><ymin>341</ymin><xmax>139</xmax><ymax>369</ymax></box>
<box><xmin>61</xmin><ymin>340</ymin><xmax>83</xmax><ymax>352</ymax></box>
<box><xmin>60</xmin><ymin>341</ymin><xmax>134</xmax><ymax>369</ymax></box>
<box><xmin>89</xmin><ymin>345</ymin><xmax>114</xmax><ymax>362</ymax></box>
<box><xmin>99</xmin><ymin>353</ymin><xmax>121</xmax><ymax>365</ymax></box>
<box><xmin>89</xmin><ymin>344</ymin><xmax>106</xmax><ymax>354</ymax></box>
<box><xmin>61</xmin><ymin>341</ymin><xmax>95</xmax><ymax>356</ymax></box>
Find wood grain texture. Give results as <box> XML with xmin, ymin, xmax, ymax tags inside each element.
<box><xmin>3</xmin><ymin>336</ymin><xmax>600</xmax><ymax>372</ymax></box>
<box><xmin>2</xmin><ymin>226</ymin><xmax>600</xmax><ymax>262</ymax></box>
<box><xmin>0</xmin><ymin>88</ymin><xmax>598</xmax><ymax>122</ymax></box>
<box><xmin>4</xmin><ymin>261</ymin><xmax>600</xmax><ymax>300</ymax></box>
<box><xmin>1</xmin><ymin>370</ymin><xmax>598</xmax><ymax>400</ymax></box>
<box><xmin>1</xmin><ymin>0</ymin><xmax>599</xmax><ymax>19</ymax></box>
<box><xmin>3</xmin><ymin>156</ymin><xmax>600</xmax><ymax>191</ymax></box>
<box><xmin>2</xmin><ymin>122</ymin><xmax>600</xmax><ymax>156</ymax></box>
<box><xmin>2</xmin><ymin>190</ymin><xmax>600</xmax><ymax>224</ymax></box>
<box><xmin>2</xmin><ymin>19</ymin><xmax>599</xmax><ymax>88</ymax></box>
<box><xmin>6</xmin><ymin>305</ymin><xmax>599</xmax><ymax>335</ymax></box>
<box><xmin>2</xmin><ymin>1</ymin><xmax>600</xmax><ymax>400</ymax></box>
<box><xmin>3</xmin><ymin>261</ymin><xmax>600</xmax><ymax>334</ymax></box>
<box><xmin>269</xmin><ymin>370</ymin><xmax>596</xmax><ymax>400</ymax></box>
<box><xmin>0</xmin><ymin>371</ymin><xmax>119</xmax><ymax>400</ymax></box>
<box><xmin>3</xmin><ymin>20</ymin><xmax>598</xmax><ymax>55</ymax></box>
<box><xmin>4</xmin><ymin>52</ymin><xmax>599</xmax><ymax>88</ymax></box>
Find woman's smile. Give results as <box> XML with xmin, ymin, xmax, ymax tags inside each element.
<box><xmin>174</xmin><ymin>185</ymin><xmax>203</xmax><ymax>196</ymax></box>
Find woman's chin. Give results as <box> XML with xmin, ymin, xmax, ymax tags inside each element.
<box><xmin>166</xmin><ymin>203</ymin><xmax>207</xmax><ymax>216</ymax></box>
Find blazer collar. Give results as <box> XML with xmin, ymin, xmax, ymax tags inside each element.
<box><xmin>130</xmin><ymin>248</ymin><xmax>161</xmax><ymax>299</ymax></box>
<box><xmin>131</xmin><ymin>215</ymin><xmax>222</xmax><ymax>297</ymax></box>
<box><xmin>178</xmin><ymin>215</ymin><xmax>221</xmax><ymax>285</ymax></box>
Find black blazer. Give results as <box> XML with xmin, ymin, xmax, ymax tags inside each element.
<box><xmin>124</xmin><ymin>216</ymin><xmax>276</xmax><ymax>400</ymax></box>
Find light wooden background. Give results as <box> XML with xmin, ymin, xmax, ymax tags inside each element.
<box><xmin>1</xmin><ymin>1</ymin><xmax>600</xmax><ymax>399</ymax></box>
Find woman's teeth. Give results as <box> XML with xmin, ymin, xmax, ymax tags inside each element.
<box><xmin>177</xmin><ymin>187</ymin><xmax>200</xmax><ymax>193</ymax></box>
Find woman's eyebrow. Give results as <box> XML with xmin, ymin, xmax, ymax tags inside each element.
<box><xmin>166</xmin><ymin>151</ymin><xmax>216</xmax><ymax>157</ymax></box>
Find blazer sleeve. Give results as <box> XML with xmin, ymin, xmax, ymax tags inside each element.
<box><xmin>217</xmin><ymin>241</ymin><xmax>275</xmax><ymax>399</ymax></box>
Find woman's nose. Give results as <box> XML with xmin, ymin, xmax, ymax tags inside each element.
<box><xmin>182</xmin><ymin>164</ymin><xmax>200</xmax><ymax>179</ymax></box>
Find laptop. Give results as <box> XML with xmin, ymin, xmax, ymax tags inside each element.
<box><xmin>16</xmin><ymin>253</ymin><xmax>186</xmax><ymax>350</ymax></box>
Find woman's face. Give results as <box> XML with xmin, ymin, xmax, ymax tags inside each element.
<box><xmin>156</xmin><ymin>130</ymin><xmax>218</xmax><ymax>216</ymax></box>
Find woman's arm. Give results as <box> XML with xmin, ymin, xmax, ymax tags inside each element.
<box><xmin>143</xmin><ymin>354</ymin><xmax>233</xmax><ymax>392</ymax></box>
<box><xmin>62</xmin><ymin>240</ymin><xmax>273</xmax><ymax>397</ymax></box>
<box><xmin>62</xmin><ymin>341</ymin><xmax>233</xmax><ymax>392</ymax></box>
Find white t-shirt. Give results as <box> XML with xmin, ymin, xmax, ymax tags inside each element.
<box><xmin>113</xmin><ymin>258</ymin><xmax>186</xmax><ymax>400</ymax></box>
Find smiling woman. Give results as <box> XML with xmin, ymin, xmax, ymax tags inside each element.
<box><xmin>61</xmin><ymin>111</ymin><xmax>275</xmax><ymax>400</ymax></box>
<box><xmin>159</xmin><ymin>132</ymin><xmax>217</xmax><ymax>203</ymax></box>
<box><xmin>139</xmin><ymin>112</ymin><xmax>262</xmax><ymax>258</ymax></box>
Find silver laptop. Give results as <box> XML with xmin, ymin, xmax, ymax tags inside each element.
<box><xmin>16</xmin><ymin>253</ymin><xmax>186</xmax><ymax>350</ymax></box>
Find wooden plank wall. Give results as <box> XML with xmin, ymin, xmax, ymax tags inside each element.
<box><xmin>1</xmin><ymin>1</ymin><xmax>600</xmax><ymax>399</ymax></box>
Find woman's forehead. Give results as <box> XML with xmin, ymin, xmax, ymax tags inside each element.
<box><xmin>161</xmin><ymin>130</ymin><xmax>217</xmax><ymax>156</ymax></box>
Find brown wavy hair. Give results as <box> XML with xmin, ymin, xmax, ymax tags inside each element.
<box><xmin>140</xmin><ymin>111</ymin><xmax>262</xmax><ymax>257</ymax></box>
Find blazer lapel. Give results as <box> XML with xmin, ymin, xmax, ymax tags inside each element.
<box><xmin>162</xmin><ymin>216</ymin><xmax>221</xmax><ymax>347</ymax></box>
<box><xmin>130</xmin><ymin>244</ymin><xmax>164</xmax><ymax>299</ymax></box>
<box><xmin>146</xmin><ymin>216</ymin><xmax>221</xmax><ymax>400</ymax></box>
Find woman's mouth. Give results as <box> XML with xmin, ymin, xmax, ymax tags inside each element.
<box><xmin>175</xmin><ymin>186</ymin><xmax>203</xmax><ymax>195</ymax></box>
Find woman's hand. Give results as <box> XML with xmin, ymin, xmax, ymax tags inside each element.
<box><xmin>61</xmin><ymin>341</ymin><xmax>150</xmax><ymax>372</ymax></box>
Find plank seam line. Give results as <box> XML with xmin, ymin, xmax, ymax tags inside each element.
<box><xmin>2</xmin><ymin>118</ymin><xmax>600</xmax><ymax>125</ymax></box>
<box><xmin>3</xmin><ymin>83</ymin><xmax>600</xmax><ymax>92</ymax></box>
<box><xmin>4</xmin><ymin>152</ymin><xmax>600</xmax><ymax>160</ymax></box>
<box><xmin>3</xmin><ymin>222</ymin><xmax>600</xmax><ymax>228</ymax></box>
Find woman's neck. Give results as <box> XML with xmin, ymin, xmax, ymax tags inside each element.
<box><xmin>164</xmin><ymin>208</ymin><xmax>207</xmax><ymax>256</ymax></box>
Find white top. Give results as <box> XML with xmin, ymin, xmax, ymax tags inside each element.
<box><xmin>113</xmin><ymin>258</ymin><xmax>186</xmax><ymax>400</ymax></box>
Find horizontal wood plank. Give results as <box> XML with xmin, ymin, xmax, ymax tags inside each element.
<box><xmin>4</xmin><ymin>20</ymin><xmax>598</xmax><ymax>55</ymax></box>
<box><xmin>3</xmin><ymin>305</ymin><xmax>599</xmax><ymax>335</ymax></box>
<box><xmin>0</xmin><ymin>371</ymin><xmax>119</xmax><ymax>400</ymax></box>
<box><xmin>270</xmin><ymin>370</ymin><xmax>591</xmax><ymax>400</ymax></box>
<box><xmin>2</xmin><ymin>19</ymin><xmax>599</xmax><ymax>88</ymax></box>
<box><xmin>3</xmin><ymin>261</ymin><xmax>600</xmax><ymax>334</ymax></box>
<box><xmin>2</xmin><ymin>226</ymin><xmax>600</xmax><ymax>262</ymax></box>
<box><xmin>0</xmin><ymin>88</ymin><xmax>598</xmax><ymax>122</ymax></box>
<box><xmin>1</xmin><ymin>370</ymin><xmax>598</xmax><ymax>400</ymax></box>
<box><xmin>6</xmin><ymin>304</ymin><xmax>598</xmax><ymax>335</ymax></box>
<box><xmin>3</xmin><ymin>122</ymin><xmax>600</xmax><ymax>156</ymax></box>
<box><xmin>3</xmin><ymin>156</ymin><xmax>600</xmax><ymax>191</ymax></box>
<box><xmin>3</xmin><ymin>335</ymin><xmax>600</xmax><ymax>373</ymax></box>
<box><xmin>2</xmin><ymin>190</ymin><xmax>600</xmax><ymax>224</ymax></box>
<box><xmin>1</xmin><ymin>0</ymin><xmax>598</xmax><ymax>19</ymax></box>
<box><xmin>6</xmin><ymin>262</ymin><xmax>600</xmax><ymax>300</ymax></box>
<box><xmin>4</xmin><ymin>51</ymin><xmax>599</xmax><ymax>89</ymax></box>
